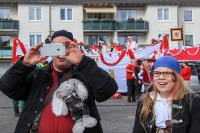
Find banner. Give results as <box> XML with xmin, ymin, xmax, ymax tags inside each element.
<box><xmin>99</xmin><ymin>44</ymin><xmax>160</xmax><ymax>92</ymax></box>
<box><xmin>12</xmin><ymin>39</ymin><xmax>29</xmax><ymax>64</ymax></box>
<box><xmin>164</xmin><ymin>46</ymin><xmax>200</xmax><ymax>61</ymax></box>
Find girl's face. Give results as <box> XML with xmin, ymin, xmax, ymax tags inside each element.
<box><xmin>153</xmin><ymin>67</ymin><xmax>175</xmax><ymax>98</ymax></box>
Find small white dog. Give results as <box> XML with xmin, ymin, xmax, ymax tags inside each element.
<box><xmin>52</xmin><ymin>79</ymin><xmax>97</xmax><ymax>133</ymax></box>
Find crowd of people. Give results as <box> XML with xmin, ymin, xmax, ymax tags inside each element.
<box><xmin>1</xmin><ymin>30</ymin><xmax>200</xmax><ymax>133</ymax></box>
<box><xmin>87</xmin><ymin>40</ymin><xmax>123</xmax><ymax>55</ymax></box>
<box><xmin>125</xmin><ymin>59</ymin><xmax>152</xmax><ymax>102</ymax></box>
<box><xmin>85</xmin><ymin>36</ymin><xmax>138</xmax><ymax>54</ymax></box>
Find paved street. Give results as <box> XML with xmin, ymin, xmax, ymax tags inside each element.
<box><xmin>0</xmin><ymin>92</ymin><xmax>137</xmax><ymax>133</ymax></box>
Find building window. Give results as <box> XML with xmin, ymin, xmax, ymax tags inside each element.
<box><xmin>0</xmin><ymin>36</ymin><xmax>10</xmax><ymax>46</ymax></box>
<box><xmin>0</xmin><ymin>8</ymin><xmax>10</xmax><ymax>18</ymax></box>
<box><xmin>119</xmin><ymin>36</ymin><xmax>138</xmax><ymax>46</ymax></box>
<box><xmin>184</xmin><ymin>9</ymin><xmax>193</xmax><ymax>22</ymax></box>
<box><xmin>158</xmin><ymin>32</ymin><xmax>171</xmax><ymax>47</ymax></box>
<box><xmin>99</xmin><ymin>36</ymin><xmax>107</xmax><ymax>45</ymax></box>
<box><xmin>88</xmin><ymin>36</ymin><xmax>98</xmax><ymax>47</ymax></box>
<box><xmin>88</xmin><ymin>35</ymin><xmax>107</xmax><ymax>47</ymax></box>
<box><xmin>118</xmin><ymin>10</ymin><xmax>137</xmax><ymax>21</ymax></box>
<box><xmin>29</xmin><ymin>7</ymin><xmax>42</xmax><ymax>21</ymax></box>
<box><xmin>88</xmin><ymin>13</ymin><xmax>106</xmax><ymax>20</ymax></box>
<box><xmin>119</xmin><ymin>37</ymin><xmax>127</xmax><ymax>45</ymax></box>
<box><xmin>29</xmin><ymin>33</ymin><xmax>42</xmax><ymax>46</ymax></box>
<box><xmin>184</xmin><ymin>34</ymin><xmax>193</xmax><ymax>46</ymax></box>
<box><xmin>158</xmin><ymin>8</ymin><xmax>169</xmax><ymax>21</ymax></box>
<box><xmin>60</xmin><ymin>7</ymin><xmax>72</xmax><ymax>21</ymax></box>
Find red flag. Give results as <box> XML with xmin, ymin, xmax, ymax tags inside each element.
<box><xmin>12</xmin><ymin>39</ymin><xmax>27</xmax><ymax>64</ymax></box>
<box><xmin>127</xmin><ymin>49</ymin><xmax>135</xmax><ymax>59</ymax></box>
<box><xmin>163</xmin><ymin>35</ymin><xmax>169</xmax><ymax>50</ymax></box>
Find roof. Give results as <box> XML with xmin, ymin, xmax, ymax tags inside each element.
<box><xmin>0</xmin><ymin>0</ymin><xmax>200</xmax><ymax>6</ymax></box>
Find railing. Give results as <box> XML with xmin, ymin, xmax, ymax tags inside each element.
<box><xmin>0</xmin><ymin>47</ymin><xmax>12</xmax><ymax>57</ymax></box>
<box><xmin>83</xmin><ymin>20</ymin><xmax>149</xmax><ymax>31</ymax></box>
<box><xmin>116</xmin><ymin>20</ymin><xmax>149</xmax><ymax>30</ymax></box>
<box><xmin>0</xmin><ymin>20</ymin><xmax>19</xmax><ymax>30</ymax></box>
<box><xmin>83</xmin><ymin>20</ymin><xmax>116</xmax><ymax>30</ymax></box>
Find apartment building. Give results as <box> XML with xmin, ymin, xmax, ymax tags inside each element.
<box><xmin>0</xmin><ymin>0</ymin><xmax>200</xmax><ymax>76</ymax></box>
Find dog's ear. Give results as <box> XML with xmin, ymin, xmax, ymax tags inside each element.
<box><xmin>56</xmin><ymin>91</ymin><xmax>60</xmax><ymax>98</ymax></box>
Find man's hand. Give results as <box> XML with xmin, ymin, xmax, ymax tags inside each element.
<box><xmin>23</xmin><ymin>42</ymin><xmax>47</xmax><ymax>66</ymax></box>
<box><xmin>60</xmin><ymin>40</ymin><xmax>83</xmax><ymax>65</ymax></box>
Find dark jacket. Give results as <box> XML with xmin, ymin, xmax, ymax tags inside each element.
<box><xmin>0</xmin><ymin>55</ymin><xmax>118</xmax><ymax>133</ymax></box>
<box><xmin>45</xmin><ymin>38</ymin><xmax>51</xmax><ymax>44</ymax></box>
<box><xmin>133</xmin><ymin>93</ymin><xmax>200</xmax><ymax>133</ymax></box>
<box><xmin>134</xmin><ymin>59</ymin><xmax>142</xmax><ymax>81</ymax></box>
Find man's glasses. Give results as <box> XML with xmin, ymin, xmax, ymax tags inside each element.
<box><xmin>152</xmin><ymin>71</ymin><xmax>174</xmax><ymax>77</ymax></box>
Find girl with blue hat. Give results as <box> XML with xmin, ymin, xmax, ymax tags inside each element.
<box><xmin>133</xmin><ymin>56</ymin><xmax>200</xmax><ymax>133</ymax></box>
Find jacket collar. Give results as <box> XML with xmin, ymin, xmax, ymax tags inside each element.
<box><xmin>150</xmin><ymin>91</ymin><xmax>172</xmax><ymax>102</ymax></box>
<box><xmin>40</xmin><ymin>61</ymin><xmax>76</xmax><ymax>75</ymax></box>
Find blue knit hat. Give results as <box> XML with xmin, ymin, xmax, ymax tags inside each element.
<box><xmin>154</xmin><ymin>56</ymin><xmax>180</xmax><ymax>74</ymax></box>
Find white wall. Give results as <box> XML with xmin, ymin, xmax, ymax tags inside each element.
<box><xmin>51</xmin><ymin>4</ymin><xmax>83</xmax><ymax>43</ymax></box>
<box><xmin>145</xmin><ymin>5</ymin><xmax>179</xmax><ymax>49</ymax></box>
<box><xmin>138</xmin><ymin>35</ymin><xmax>147</xmax><ymax>45</ymax></box>
<box><xmin>18</xmin><ymin>4</ymin><xmax>47</xmax><ymax>45</ymax></box>
<box><xmin>179</xmin><ymin>7</ymin><xmax>200</xmax><ymax>45</ymax></box>
<box><xmin>137</xmin><ymin>8</ymin><xmax>145</xmax><ymax>20</ymax></box>
<box><xmin>18</xmin><ymin>4</ymin><xmax>84</xmax><ymax>46</ymax></box>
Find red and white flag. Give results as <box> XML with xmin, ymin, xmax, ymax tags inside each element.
<box><xmin>12</xmin><ymin>39</ymin><xmax>30</xmax><ymax>64</ymax></box>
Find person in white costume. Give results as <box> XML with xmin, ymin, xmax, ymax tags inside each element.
<box><xmin>99</xmin><ymin>41</ymin><xmax>107</xmax><ymax>54</ymax></box>
<box><xmin>126</xmin><ymin>36</ymin><xmax>137</xmax><ymax>50</ymax></box>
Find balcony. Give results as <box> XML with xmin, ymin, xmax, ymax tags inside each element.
<box><xmin>116</xmin><ymin>20</ymin><xmax>149</xmax><ymax>31</ymax></box>
<box><xmin>83</xmin><ymin>19</ymin><xmax>149</xmax><ymax>32</ymax></box>
<box><xmin>0</xmin><ymin>20</ymin><xmax>19</xmax><ymax>31</ymax></box>
<box><xmin>83</xmin><ymin>20</ymin><xmax>116</xmax><ymax>31</ymax></box>
<box><xmin>0</xmin><ymin>47</ymin><xmax>12</xmax><ymax>58</ymax></box>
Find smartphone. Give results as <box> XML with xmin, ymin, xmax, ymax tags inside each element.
<box><xmin>40</xmin><ymin>43</ymin><xmax>66</xmax><ymax>56</ymax></box>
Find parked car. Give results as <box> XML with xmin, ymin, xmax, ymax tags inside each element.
<box><xmin>179</xmin><ymin>61</ymin><xmax>200</xmax><ymax>92</ymax></box>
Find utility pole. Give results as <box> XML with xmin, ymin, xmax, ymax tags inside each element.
<box><xmin>177</xmin><ymin>2</ymin><xmax>181</xmax><ymax>48</ymax></box>
<box><xmin>49</xmin><ymin>1</ymin><xmax>52</xmax><ymax>36</ymax></box>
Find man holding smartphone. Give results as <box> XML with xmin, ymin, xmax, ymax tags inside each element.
<box><xmin>0</xmin><ymin>30</ymin><xmax>118</xmax><ymax>133</ymax></box>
